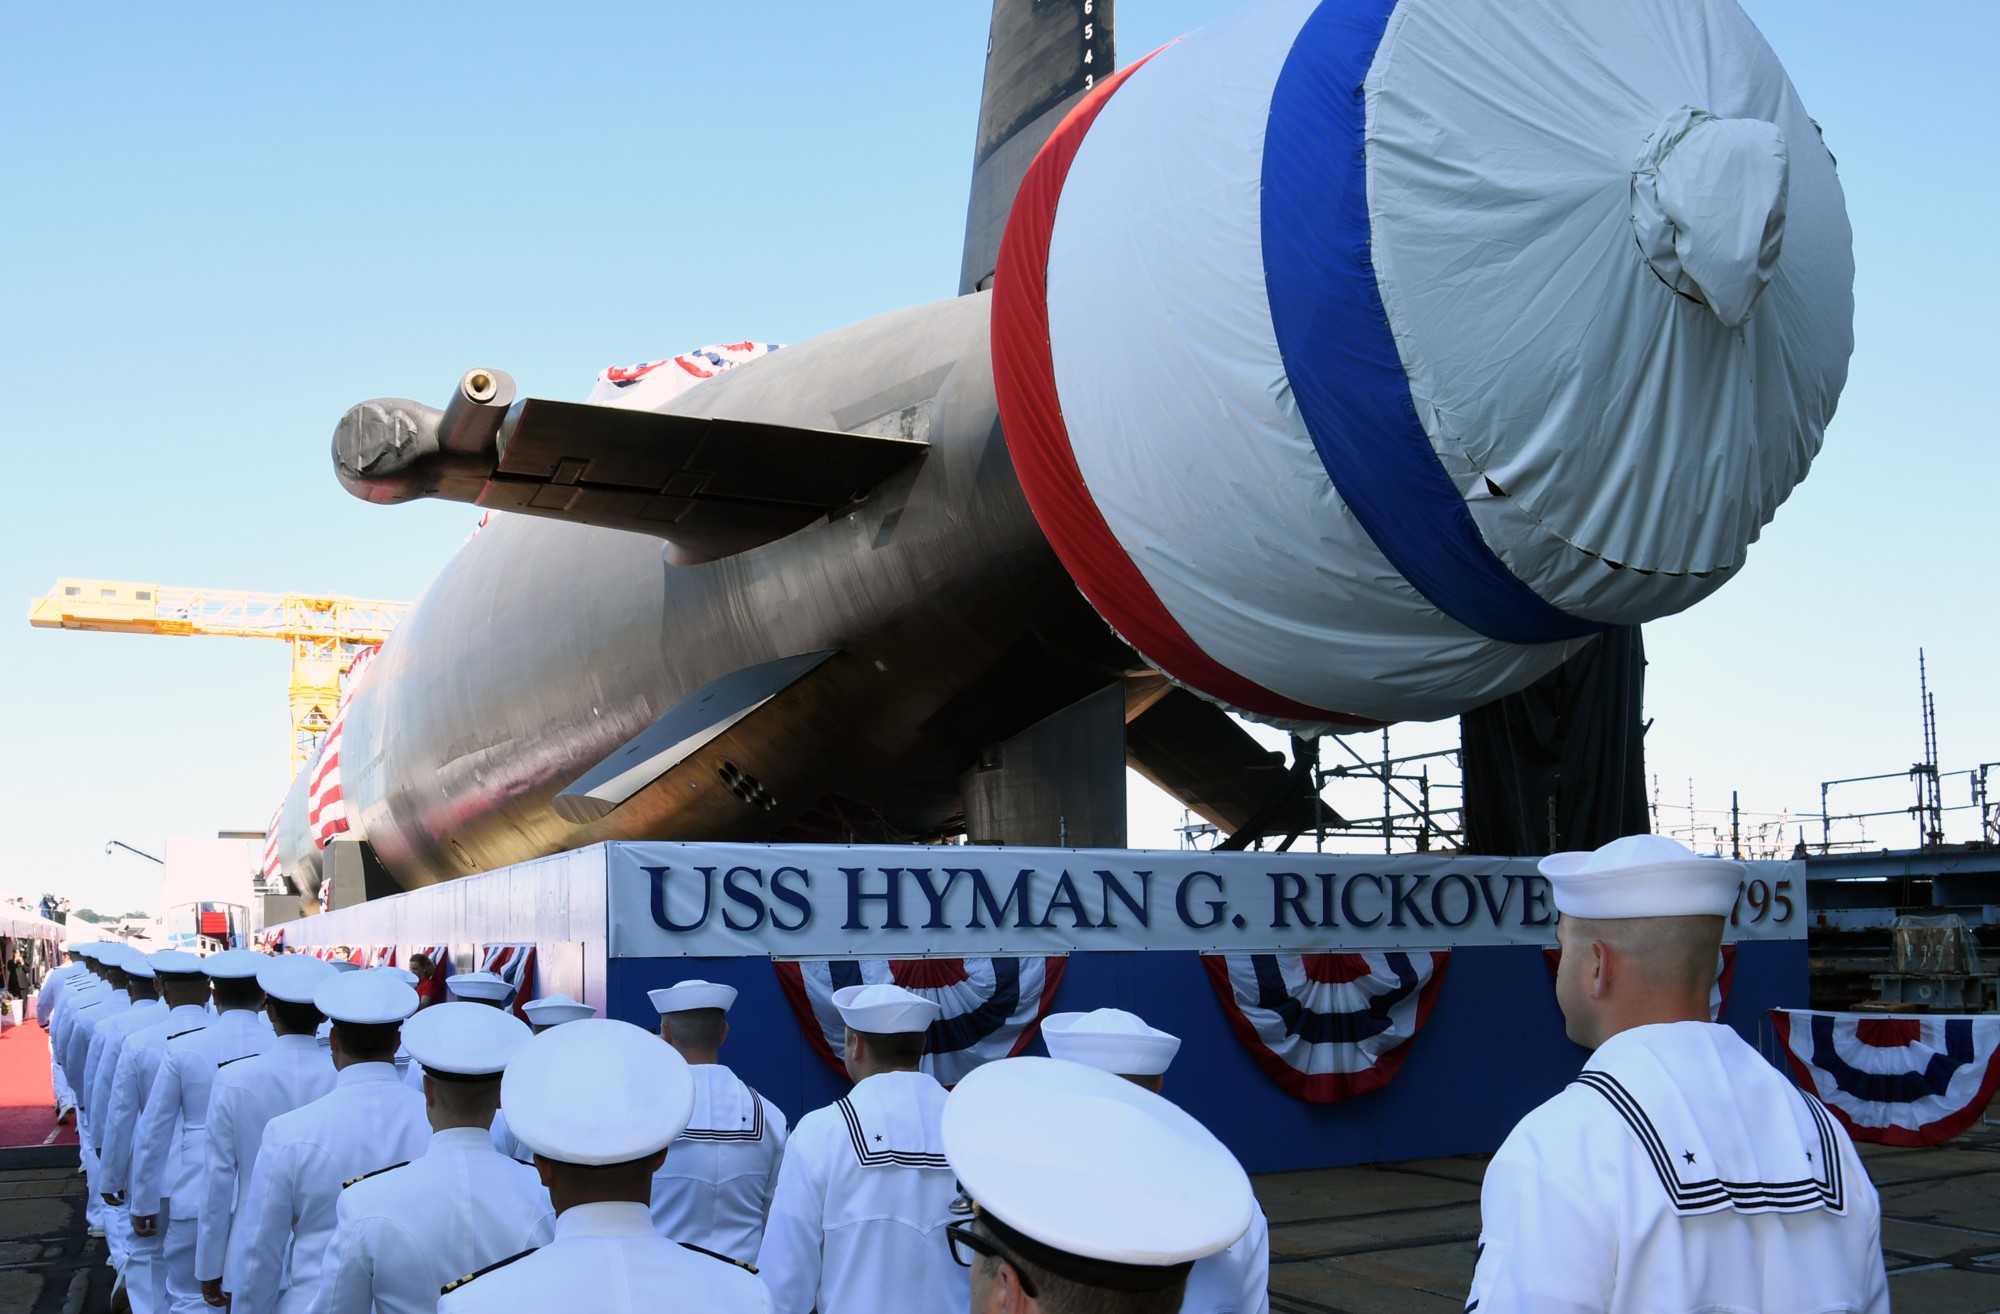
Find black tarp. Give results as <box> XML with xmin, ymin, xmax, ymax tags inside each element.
<box><xmin>1460</xmin><ymin>625</ymin><xmax>1651</xmax><ymax>857</ymax></box>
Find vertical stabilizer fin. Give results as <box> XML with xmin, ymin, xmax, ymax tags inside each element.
<box><xmin>958</xmin><ymin>0</ymin><xmax>1115</xmax><ymax>296</ymax></box>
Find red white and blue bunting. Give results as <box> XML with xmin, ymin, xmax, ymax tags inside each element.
<box><xmin>1770</xmin><ymin>1009</ymin><xmax>2000</xmax><ymax>1147</ymax></box>
<box><xmin>1201</xmin><ymin>952</ymin><xmax>1449</xmax><ymax>1104</ymax></box>
<box><xmin>1544</xmin><ymin>945</ymin><xmax>1737</xmax><ymax>1022</ymax></box>
<box><xmin>775</xmin><ymin>957</ymin><xmax>1066</xmax><ymax>1088</ymax></box>
<box><xmin>482</xmin><ymin>944</ymin><xmax>538</xmax><ymax>1022</ymax></box>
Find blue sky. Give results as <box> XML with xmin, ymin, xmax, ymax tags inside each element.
<box><xmin>3</xmin><ymin>2</ymin><xmax>1994</xmax><ymax>914</ymax></box>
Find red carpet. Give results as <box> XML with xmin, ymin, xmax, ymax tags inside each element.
<box><xmin>0</xmin><ymin>1002</ymin><xmax>77</xmax><ymax>1149</ymax></box>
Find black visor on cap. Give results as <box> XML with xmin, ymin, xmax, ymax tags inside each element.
<box><xmin>978</xmin><ymin>1206</ymin><xmax>1195</xmax><ymax>1294</ymax></box>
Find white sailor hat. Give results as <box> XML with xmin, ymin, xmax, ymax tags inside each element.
<box><xmin>832</xmin><ymin>983</ymin><xmax>940</xmax><ymax>1035</ymax></box>
<box><xmin>942</xmin><ymin>1057</ymin><xmax>1253</xmax><ymax>1291</ymax></box>
<box><xmin>446</xmin><ymin>971</ymin><xmax>515</xmax><ymax>1004</ymax></box>
<box><xmin>1539</xmin><ymin>833</ymin><xmax>1744</xmax><ymax>920</ymax></box>
<box><xmin>203</xmin><ymin>949</ymin><xmax>266</xmax><ymax>980</ymax></box>
<box><xmin>258</xmin><ymin>954</ymin><xmax>338</xmax><ymax>1004</ymax></box>
<box><xmin>522</xmin><ymin>994</ymin><xmax>594</xmax><ymax>1027</ymax></box>
<box><xmin>313</xmin><ymin>968</ymin><xmax>419</xmax><ymax>1026</ymax></box>
<box><xmin>647</xmin><ymin>980</ymin><xmax>737</xmax><ymax>1015</ymax></box>
<box><xmin>402</xmin><ymin>1001</ymin><xmax>532</xmax><ymax>1079</ymax></box>
<box><xmin>111</xmin><ymin>945</ymin><xmax>157</xmax><ymax>979</ymax></box>
<box><xmin>1041</xmin><ymin>1009</ymin><xmax>1181</xmax><ymax>1077</ymax></box>
<box><xmin>325</xmin><ymin>959</ymin><xmax>361</xmax><ymax>973</ymax></box>
<box><xmin>502</xmin><ymin>1019</ymin><xmax>694</xmax><ymax>1165</ymax></box>
<box><xmin>149</xmin><ymin>949</ymin><xmax>207</xmax><ymax>977</ymax></box>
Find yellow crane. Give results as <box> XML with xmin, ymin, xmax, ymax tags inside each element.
<box><xmin>28</xmin><ymin>579</ymin><xmax>411</xmax><ymax>778</ymax></box>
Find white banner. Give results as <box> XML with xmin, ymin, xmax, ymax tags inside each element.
<box><xmin>605</xmin><ymin>845</ymin><xmax>1804</xmax><ymax>959</ymax></box>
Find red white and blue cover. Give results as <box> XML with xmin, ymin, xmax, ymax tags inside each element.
<box><xmin>1202</xmin><ymin>951</ymin><xmax>1449</xmax><ymax>1103</ymax></box>
<box><xmin>992</xmin><ymin>0</ymin><xmax>1851</xmax><ymax>729</ymax></box>
<box><xmin>775</xmin><ymin>957</ymin><xmax>1066</xmax><ymax>1088</ymax></box>
<box><xmin>1770</xmin><ymin>1010</ymin><xmax>2000</xmax><ymax>1147</ymax></box>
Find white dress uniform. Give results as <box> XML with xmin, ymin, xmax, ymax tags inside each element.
<box><xmin>196</xmin><ymin>1034</ymin><xmax>337</xmax><ymax>1294</ymax></box>
<box><xmin>230</xmin><ymin>970</ymin><xmax>429</xmax><ymax>1314</ymax></box>
<box><xmin>438</xmin><ymin>1201</ymin><xmax>770</xmax><ymax>1314</ymax></box>
<box><xmin>437</xmin><ymin>1018</ymin><xmax>769</xmax><ymax>1314</ymax></box>
<box><xmin>1182</xmin><ymin>1208</ymin><xmax>1271</xmax><ymax>1314</ymax></box>
<box><xmin>317</xmin><ymin>1125</ymin><xmax>555</xmax><ymax>1314</ymax></box>
<box><xmin>1468</xmin><ymin>1021</ymin><xmax>1889</xmax><ymax>1314</ymax></box>
<box><xmin>85</xmin><ymin>995</ymin><xmax>166</xmax><ymax>1275</ymax></box>
<box><xmin>131</xmin><ymin>1007</ymin><xmax>272</xmax><ymax>1314</ymax></box>
<box><xmin>106</xmin><ymin>1002</ymin><xmax>211</xmax><ymax>1314</ymax></box>
<box><xmin>650</xmin><ymin>1063</ymin><xmax>788</xmax><ymax>1263</ymax></box>
<box><xmin>313</xmin><ymin>1001</ymin><xmax>553</xmax><ymax>1314</ymax></box>
<box><xmin>756</xmin><ymin>1069</ymin><xmax>963</xmax><ymax>1314</ymax></box>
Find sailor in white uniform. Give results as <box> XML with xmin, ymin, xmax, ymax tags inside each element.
<box><xmin>647</xmin><ymin>979</ymin><xmax>788</xmax><ymax>1264</ymax></box>
<box><xmin>64</xmin><ymin>943</ymin><xmax>131</xmax><ymax>1235</ymax></box>
<box><xmin>230</xmin><ymin>969</ymin><xmax>429</xmax><ymax>1314</ymax></box>
<box><xmin>755</xmin><ymin>982</ymin><xmax>964</xmax><ymax>1314</ymax></box>
<box><xmin>316</xmin><ymin>1002</ymin><xmax>554</xmax><ymax>1314</ymax></box>
<box><xmin>522</xmin><ymin>993</ymin><xmax>593</xmax><ymax>1033</ymax></box>
<box><xmin>437</xmin><ymin>970</ymin><xmax>530</xmax><ymax>1153</ymax></box>
<box><xmin>1040</xmin><ymin>1009</ymin><xmax>1271</xmax><ymax>1314</ymax></box>
<box><xmin>436</xmin><ymin>1018</ymin><xmax>771</xmax><ymax>1314</ymax></box>
<box><xmin>107</xmin><ymin>952</ymin><xmax>214</xmax><ymax>1314</ymax></box>
<box><xmin>131</xmin><ymin>950</ymin><xmax>272</xmax><ymax>1314</ymax></box>
<box><xmin>198</xmin><ymin>955</ymin><xmax>340</xmax><ymax>1310</ymax></box>
<box><xmin>1467</xmin><ymin>834</ymin><xmax>1890</xmax><ymax>1313</ymax></box>
<box><xmin>85</xmin><ymin>946</ymin><xmax>166</xmax><ymax>1290</ymax></box>
<box><xmin>941</xmin><ymin>1056</ymin><xmax>1256</xmax><ymax>1314</ymax></box>
<box><xmin>38</xmin><ymin>945</ymin><xmax>89</xmax><ymax>1123</ymax></box>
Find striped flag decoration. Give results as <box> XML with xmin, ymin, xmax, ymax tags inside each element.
<box><xmin>261</xmin><ymin>802</ymin><xmax>283</xmax><ymax>885</ymax></box>
<box><xmin>481</xmin><ymin>944</ymin><xmax>538</xmax><ymax>1022</ymax></box>
<box><xmin>1201</xmin><ymin>952</ymin><xmax>1450</xmax><ymax>1103</ymax></box>
<box><xmin>775</xmin><ymin>957</ymin><xmax>1067</xmax><ymax>1088</ymax></box>
<box><xmin>1770</xmin><ymin>1009</ymin><xmax>2000</xmax><ymax>1147</ymax></box>
<box><xmin>1545</xmin><ymin>945</ymin><xmax>1737</xmax><ymax>1022</ymax></box>
<box><xmin>308</xmin><ymin>644</ymin><xmax>381</xmax><ymax>849</ymax></box>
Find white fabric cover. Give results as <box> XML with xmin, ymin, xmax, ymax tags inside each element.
<box><xmin>1368</xmin><ymin>0</ymin><xmax>1852</xmax><ymax>621</ymax></box>
<box><xmin>1044</xmin><ymin>0</ymin><xmax>1587</xmax><ymax>724</ymax></box>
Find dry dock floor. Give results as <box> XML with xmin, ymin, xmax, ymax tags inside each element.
<box><xmin>7</xmin><ymin>1118</ymin><xmax>2000</xmax><ymax>1312</ymax></box>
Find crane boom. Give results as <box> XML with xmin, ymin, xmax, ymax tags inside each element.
<box><xmin>28</xmin><ymin>578</ymin><xmax>411</xmax><ymax>777</ymax></box>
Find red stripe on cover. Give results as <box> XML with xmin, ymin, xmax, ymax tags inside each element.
<box><xmin>989</xmin><ymin>53</ymin><xmax>1376</xmax><ymax>730</ymax></box>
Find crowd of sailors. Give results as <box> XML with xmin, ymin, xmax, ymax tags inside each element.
<box><xmin>38</xmin><ymin>834</ymin><xmax>1898</xmax><ymax>1312</ymax></box>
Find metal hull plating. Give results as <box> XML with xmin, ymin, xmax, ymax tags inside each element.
<box><xmin>286</xmin><ymin>294</ymin><xmax>1126</xmax><ymax>895</ymax></box>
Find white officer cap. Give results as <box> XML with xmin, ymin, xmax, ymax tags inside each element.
<box><xmin>149</xmin><ymin>949</ymin><xmax>207</xmax><ymax>977</ymax></box>
<box><xmin>325</xmin><ymin>959</ymin><xmax>361</xmax><ymax>973</ymax></box>
<box><xmin>832</xmin><ymin>983</ymin><xmax>940</xmax><ymax>1035</ymax></box>
<box><xmin>446</xmin><ymin>971</ymin><xmax>515</xmax><ymax>1003</ymax></box>
<box><xmin>381</xmin><ymin>966</ymin><xmax>419</xmax><ymax>986</ymax></box>
<box><xmin>258</xmin><ymin>954</ymin><xmax>338</xmax><ymax>1004</ymax></box>
<box><xmin>1539</xmin><ymin>834</ymin><xmax>1744</xmax><ymax>920</ymax></box>
<box><xmin>313</xmin><ymin>968</ymin><xmax>419</xmax><ymax>1025</ymax></box>
<box><xmin>502</xmin><ymin>1019</ymin><xmax>694</xmax><ymax>1165</ymax></box>
<box><xmin>522</xmin><ymin>994</ymin><xmax>594</xmax><ymax>1027</ymax></box>
<box><xmin>71</xmin><ymin>942</ymin><xmax>103</xmax><ymax>960</ymax></box>
<box><xmin>943</xmin><ymin>1057</ymin><xmax>1254</xmax><ymax>1291</ymax></box>
<box><xmin>1041</xmin><ymin>1009</ymin><xmax>1181</xmax><ymax>1077</ymax></box>
<box><xmin>112</xmin><ymin>945</ymin><xmax>156</xmax><ymax>979</ymax></box>
<box><xmin>402</xmin><ymin>1001</ymin><xmax>532</xmax><ymax>1079</ymax></box>
<box><xmin>647</xmin><ymin>979</ymin><xmax>737</xmax><ymax>1015</ymax></box>
<box><xmin>203</xmin><ymin>949</ymin><xmax>266</xmax><ymax>981</ymax></box>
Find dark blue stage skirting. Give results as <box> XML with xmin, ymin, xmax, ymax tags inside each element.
<box><xmin>608</xmin><ymin>939</ymin><xmax>1808</xmax><ymax>1174</ymax></box>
